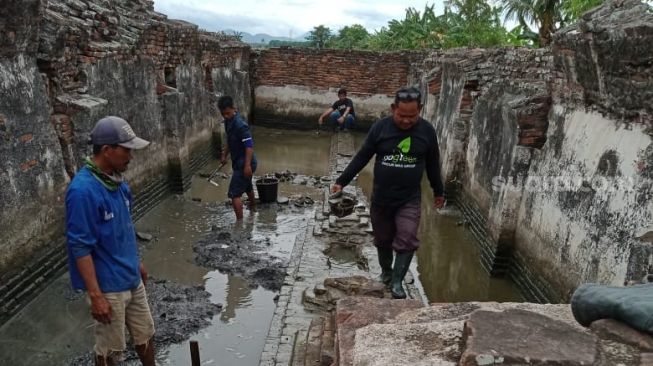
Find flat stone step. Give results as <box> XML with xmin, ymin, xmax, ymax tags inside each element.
<box><xmin>291</xmin><ymin>329</ymin><xmax>309</xmax><ymax>366</ymax></box>
<box><xmin>461</xmin><ymin>309</ymin><xmax>598</xmax><ymax>365</ymax></box>
<box><xmin>335</xmin><ymin>297</ymin><xmax>423</xmax><ymax>366</ymax></box>
<box><xmin>321</xmin><ymin>313</ymin><xmax>336</xmax><ymax>366</ymax></box>
<box><xmin>305</xmin><ymin>317</ymin><xmax>324</xmax><ymax>366</ymax></box>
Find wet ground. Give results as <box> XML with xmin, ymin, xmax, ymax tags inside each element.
<box><xmin>0</xmin><ymin>126</ymin><xmax>520</xmax><ymax>366</ymax></box>
<box><xmin>0</xmin><ymin>127</ymin><xmax>331</xmax><ymax>366</ymax></box>
<box><xmin>122</xmin><ymin>127</ymin><xmax>332</xmax><ymax>365</ymax></box>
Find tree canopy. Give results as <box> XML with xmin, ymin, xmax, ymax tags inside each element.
<box><xmin>291</xmin><ymin>0</ymin><xmax>618</xmax><ymax>51</ymax></box>
<box><xmin>306</xmin><ymin>25</ymin><xmax>333</xmax><ymax>49</ymax></box>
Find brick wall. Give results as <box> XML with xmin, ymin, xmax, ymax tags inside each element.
<box><xmin>253</xmin><ymin>48</ymin><xmax>420</xmax><ymax>95</ymax></box>
<box><xmin>410</xmin><ymin>47</ymin><xmax>558</xmax><ymax>300</ymax></box>
<box><xmin>407</xmin><ymin>0</ymin><xmax>653</xmax><ymax>301</ymax></box>
<box><xmin>0</xmin><ymin>0</ymin><xmax>251</xmax><ymax>283</ymax></box>
<box><xmin>251</xmin><ymin>48</ymin><xmax>424</xmax><ymax>129</ymax></box>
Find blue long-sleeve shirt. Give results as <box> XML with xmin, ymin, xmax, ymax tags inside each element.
<box><xmin>65</xmin><ymin>167</ymin><xmax>141</xmax><ymax>292</ymax></box>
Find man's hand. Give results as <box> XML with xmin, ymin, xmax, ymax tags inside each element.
<box><xmin>140</xmin><ymin>262</ymin><xmax>148</xmax><ymax>285</ymax></box>
<box><xmin>434</xmin><ymin>196</ymin><xmax>445</xmax><ymax>209</ymax></box>
<box><xmin>331</xmin><ymin>184</ymin><xmax>343</xmax><ymax>194</ymax></box>
<box><xmin>337</xmin><ymin>116</ymin><xmax>344</xmax><ymax>124</ymax></box>
<box><xmin>89</xmin><ymin>293</ymin><xmax>112</xmax><ymax>324</ymax></box>
<box><xmin>244</xmin><ymin>164</ymin><xmax>253</xmax><ymax>178</ymax></box>
<box><xmin>318</xmin><ymin>116</ymin><xmax>323</xmax><ymax>125</ymax></box>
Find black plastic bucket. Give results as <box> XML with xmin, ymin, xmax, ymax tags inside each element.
<box><xmin>256</xmin><ymin>177</ymin><xmax>279</xmax><ymax>203</ymax></box>
<box><xmin>330</xmin><ymin>197</ymin><xmax>355</xmax><ymax>217</ymax></box>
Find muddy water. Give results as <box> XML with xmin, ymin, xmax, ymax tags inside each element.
<box><xmin>136</xmin><ymin>127</ymin><xmax>331</xmax><ymax>365</ymax></box>
<box><xmin>0</xmin><ymin>127</ymin><xmax>331</xmax><ymax>366</ymax></box>
<box><xmin>0</xmin><ymin>126</ymin><xmax>518</xmax><ymax>366</ymax></box>
<box><xmin>352</xmin><ymin>133</ymin><xmax>523</xmax><ymax>302</ymax></box>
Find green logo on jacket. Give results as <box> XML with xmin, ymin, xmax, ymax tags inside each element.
<box><xmin>397</xmin><ymin>137</ymin><xmax>411</xmax><ymax>153</ymax></box>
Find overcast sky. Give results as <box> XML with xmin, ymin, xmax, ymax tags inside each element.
<box><xmin>154</xmin><ymin>0</ymin><xmax>445</xmax><ymax>37</ymax></box>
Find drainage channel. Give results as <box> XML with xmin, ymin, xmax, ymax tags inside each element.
<box><xmin>0</xmin><ymin>125</ymin><xmax>527</xmax><ymax>366</ymax></box>
<box><xmin>0</xmin><ymin>127</ymin><xmax>331</xmax><ymax>366</ymax></box>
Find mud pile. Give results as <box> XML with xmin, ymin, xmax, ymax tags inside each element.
<box><xmin>67</xmin><ymin>279</ymin><xmax>220</xmax><ymax>365</ymax></box>
<box><xmin>194</xmin><ymin>229</ymin><xmax>288</xmax><ymax>291</ymax></box>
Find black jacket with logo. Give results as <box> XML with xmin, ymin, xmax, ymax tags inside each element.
<box><xmin>335</xmin><ymin>116</ymin><xmax>444</xmax><ymax>206</ymax></box>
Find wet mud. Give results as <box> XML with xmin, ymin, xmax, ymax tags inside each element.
<box><xmin>194</xmin><ymin>228</ymin><xmax>288</xmax><ymax>292</ymax></box>
<box><xmin>67</xmin><ymin>279</ymin><xmax>221</xmax><ymax>365</ymax></box>
<box><xmin>192</xmin><ymin>199</ymin><xmax>315</xmax><ymax>292</ymax></box>
<box><xmin>0</xmin><ymin>127</ymin><xmax>332</xmax><ymax>366</ymax></box>
<box><xmin>268</xmin><ymin>170</ymin><xmax>332</xmax><ymax>189</ymax></box>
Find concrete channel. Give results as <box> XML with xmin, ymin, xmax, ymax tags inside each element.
<box><xmin>0</xmin><ymin>126</ymin><xmax>522</xmax><ymax>365</ymax></box>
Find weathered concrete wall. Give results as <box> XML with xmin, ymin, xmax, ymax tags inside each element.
<box><xmin>252</xmin><ymin>48</ymin><xmax>421</xmax><ymax>130</ymax></box>
<box><xmin>416</xmin><ymin>48</ymin><xmax>552</xmax><ymax>189</ymax></box>
<box><xmin>413</xmin><ymin>0</ymin><xmax>653</xmax><ymax>301</ymax></box>
<box><xmin>468</xmin><ymin>81</ymin><xmax>550</xmax><ymax>245</ymax></box>
<box><xmin>415</xmin><ymin>48</ymin><xmax>553</xmax><ymax>297</ymax></box>
<box><xmin>0</xmin><ymin>0</ymin><xmax>251</xmax><ymax>278</ymax></box>
<box><xmin>516</xmin><ymin>109</ymin><xmax>652</xmax><ymax>298</ymax></box>
<box><xmin>253</xmin><ymin>85</ymin><xmax>392</xmax><ymax>130</ymax></box>
<box><xmin>0</xmin><ymin>0</ymin><xmax>69</xmax><ymax>275</ymax></box>
<box><xmin>514</xmin><ymin>0</ymin><xmax>653</xmax><ymax>299</ymax></box>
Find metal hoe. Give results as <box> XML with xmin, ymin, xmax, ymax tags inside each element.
<box><xmin>207</xmin><ymin>162</ymin><xmax>227</xmax><ymax>186</ymax></box>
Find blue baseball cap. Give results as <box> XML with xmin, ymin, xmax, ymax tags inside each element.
<box><xmin>90</xmin><ymin>116</ymin><xmax>150</xmax><ymax>149</ymax></box>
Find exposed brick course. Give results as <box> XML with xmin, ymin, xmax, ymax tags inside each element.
<box><xmin>253</xmin><ymin>48</ymin><xmax>421</xmax><ymax>96</ymax></box>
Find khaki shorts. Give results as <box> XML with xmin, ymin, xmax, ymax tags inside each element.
<box><xmin>88</xmin><ymin>282</ymin><xmax>155</xmax><ymax>360</ymax></box>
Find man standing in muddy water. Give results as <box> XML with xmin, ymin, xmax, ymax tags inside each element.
<box><xmin>331</xmin><ymin>87</ymin><xmax>445</xmax><ymax>299</ymax></box>
<box><xmin>219</xmin><ymin>95</ymin><xmax>258</xmax><ymax>220</ymax></box>
<box><xmin>65</xmin><ymin>116</ymin><xmax>155</xmax><ymax>366</ymax></box>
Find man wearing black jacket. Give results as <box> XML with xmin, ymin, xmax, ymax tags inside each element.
<box><xmin>331</xmin><ymin>86</ymin><xmax>445</xmax><ymax>299</ymax></box>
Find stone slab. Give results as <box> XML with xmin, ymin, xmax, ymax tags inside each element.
<box><xmin>394</xmin><ymin>302</ymin><xmax>579</xmax><ymax>326</ymax></box>
<box><xmin>460</xmin><ymin>309</ymin><xmax>597</xmax><ymax>366</ymax></box>
<box><xmin>353</xmin><ymin>321</ymin><xmax>461</xmax><ymax>366</ymax></box>
<box><xmin>336</xmin><ymin>297</ymin><xmax>423</xmax><ymax>366</ymax></box>
<box><xmin>590</xmin><ymin>319</ymin><xmax>653</xmax><ymax>351</ymax></box>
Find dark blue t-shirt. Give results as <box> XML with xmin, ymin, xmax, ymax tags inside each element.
<box><xmin>66</xmin><ymin>167</ymin><xmax>141</xmax><ymax>292</ymax></box>
<box><xmin>225</xmin><ymin>113</ymin><xmax>257</xmax><ymax>170</ymax></box>
<box><xmin>332</xmin><ymin>98</ymin><xmax>355</xmax><ymax>117</ymax></box>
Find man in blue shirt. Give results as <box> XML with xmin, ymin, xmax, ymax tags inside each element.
<box><xmin>219</xmin><ymin>95</ymin><xmax>258</xmax><ymax>220</ymax></box>
<box><xmin>66</xmin><ymin>116</ymin><xmax>155</xmax><ymax>366</ymax></box>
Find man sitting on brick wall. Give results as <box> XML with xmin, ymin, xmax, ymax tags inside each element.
<box><xmin>318</xmin><ymin>88</ymin><xmax>356</xmax><ymax>132</ymax></box>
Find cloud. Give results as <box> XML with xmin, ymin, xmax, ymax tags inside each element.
<box><xmin>347</xmin><ymin>8</ymin><xmax>397</xmax><ymax>31</ymax></box>
<box><xmin>153</xmin><ymin>0</ymin><xmax>445</xmax><ymax>36</ymax></box>
<box><xmin>154</xmin><ymin>2</ymin><xmax>303</xmax><ymax>35</ymax></box>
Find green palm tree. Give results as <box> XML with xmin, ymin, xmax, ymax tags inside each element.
<box><xmin>562</xmin><ymin>0</ymin><xmax>605</xmax><ymax>20</ymax></box>
<box><xmin>500</xmin><ymin>0</ymin><xmax>612</xmax><ymax>46</ymax></box>
<box><xmin>499</xmin><ymin>0</ymin><xmax>563</xmax><ymax>46</ymax></box>
<box><xmin>376</xmin><ymin>5</ymin><xmax>445</xmax><ymax>50</ymax></box>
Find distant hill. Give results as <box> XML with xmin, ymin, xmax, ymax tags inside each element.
<box><xmin>223</xmin><ymin>29</ymin><xmax>309</xmax><ymax>44</ymax></box>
